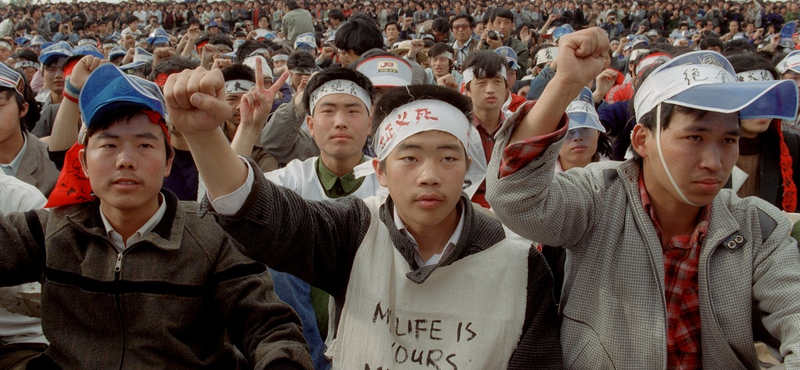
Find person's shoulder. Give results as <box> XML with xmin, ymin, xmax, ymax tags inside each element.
<box><xmin>716</xmin><ymin>190</ymin><xmax>790</xmax><ymax>239</ymax></box>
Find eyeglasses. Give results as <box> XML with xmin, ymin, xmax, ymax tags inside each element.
<box><xmin>565</xmin><ymin>127</ymin><xmax>597</xmax><ymax>139</ymax></box>
<box><xmin>452</xmin><ymin>24</ymin><xmax>471</xmax><ymax>30</ymax></box>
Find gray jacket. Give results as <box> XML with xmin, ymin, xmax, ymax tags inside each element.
<box><xmin>486</xmin><ymin>110</ymin><xmax>800</xmax><ymax>369</ymax></box>
<box><xmin>260</xmin><ymin>101</ymin><xmax>319</xmax><ymax>165</ymax></box>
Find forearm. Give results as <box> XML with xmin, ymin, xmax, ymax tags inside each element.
<box><xmin>511</xmin><ymin>74</ymin><xmax>585</xmax><ymax>143</ymax></box>
<box><xmin>48</xmin><ymin>97</ymin><xmax>81</xmax><ymax>152</ymax></box>
<box><xmin>184</xmin><ymin>128</ymin><xmax>250</xmax><ymax>200</ymax></box>
<box><xmin>231</xmin><ymin>125</ymin><xmax>262</xmax><ymax>158</ymax></box>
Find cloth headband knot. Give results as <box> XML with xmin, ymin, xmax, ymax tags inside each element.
<box><xmin>225</xmin><ymin>79</ymin><xmax>255</xmax><ymax>93</ymax></box>
<box><xmin>309</xmin><ymin>79</ymin><xmax>372</xmax><ymax>115</ymax></box>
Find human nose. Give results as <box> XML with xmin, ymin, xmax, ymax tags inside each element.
<box><xmin>699</xmin><ymin>143</ymin><xmax>723</xmax><ymax>172</ymax></box>
<box><xmin>333</xmin><ymin>111</ymin><xmax>349</xmax><ymax>129</ymax></box>
<box><xmin>417</xmin><ymin>158</ymin><xmax>442</xmax><ymax>187</ymax></box>
<box><xmin>116</xmin><ymin>144</ymin><xmax>137</xmax><ymax>169</ymax></box>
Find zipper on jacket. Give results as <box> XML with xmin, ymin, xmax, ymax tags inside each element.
<box><xmin>114</xmin><ymin>252</ymin><xmax>126</xmax><ymax>370</ymax></box>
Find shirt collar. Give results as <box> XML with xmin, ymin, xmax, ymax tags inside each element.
<box><xmin>0</xmin><ymin>133</ymin><xmax>27</xmax><ymax>176</ymax></box>
<box><xmin>393</xmin><ymin>200</ymin><xmax>466</xmax><ymax>267</ymax></box>
<box><xmin>316</xmin><ymin>156</ymin><xmax>367</xmax><ymax>193</ymax></box>
<box><xmin>100</xmin><ymin>192</ymin><xmax>168</xmax><ymax>252</ymax></box>
<box><xmin>453</xmin><ymin>36</ymin><xmax>472</xmax><ymax>50</ymax></box>
<box><xmin>638</xmin><ymin>172</ymin><xmax>710</xmax><ymax>250</ymax></box>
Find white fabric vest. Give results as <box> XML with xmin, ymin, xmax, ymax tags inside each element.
<box><xmin>264</xmin><ymin>156</ymin><xmax>388</xmax><ymax>200</ymax></box>
<box><xmin>328</xmin><ymin>197</ymin><xmax>529</xmax><ymax>370</ymax></box>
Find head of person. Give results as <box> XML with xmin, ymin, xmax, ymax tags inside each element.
<box><xmin>0</xmin><ymin>63</ymin><xmax>34</xmax><ymax>141</ymax></box>
<box><xmin>77</xmin><ymin>64</ymin><xmax>174</xmax><ymax>218</ymax></box>
<box><xmin>354</xmin><ymin>51</ymin><xmax>413</xmax><ymax>99</ymax></box>
<box><xmin>301</xmin><ymin>67</ymin><xmax>376</xmax><ymax>165</ymax></box>
<box><xmin>559</xmin><ymin>87</ymin><xmax>612</xmax><ymax>170</ymax></box>
<box><xmin>428</xmin><ymin>43</ymin><xmax>455</xmax><ymax>79</ymax></box>
<box><xmin>208</xmin><ymin>34</ymin><xmax>234</xmax><ymax>58</ymax></box>
<box><xmin>490</xmin><ymin>7</ymin><xmax>515</xmax><ymax>41</ymax></box>
<box><xmin>329</xmin><ymin>9</ymin><xmax>345</xmax><ymax>27</ymax></box>
<box><xmin>776</xmin><ymin>50</ymin><xmax>800</xmax><ymax>89</ymax></box>
<box><xmin>494</xmin><ymin>46</ymin><xmax>519</xmax><ymax>87</ymax></box>
<box><xmin>221</xmin><ymin>63</ymin><xmax>256</xmax><ymax>127</ymax></box>
<box><xmin>384</xmin><ymin>21</ymin><xmax>401</xmax><ymax>40</ymax></box>
<box><xmin>370</xmin><ymin>84</ymin><xmax>473</xmax><ymax>231</ymax></box>
<box><xmin>631</xmin><ymin>51</ymin><xmax>798</xmax><ymax>209</ymax></box>
<box><xmin>39</xmin><ymin>42</ymin><xmax>73</xmax><ymax>96</ymax></box>
<box><xmin>450</xmin><ymin>14</ymin><xmax>475</xmax><ymax>44</ymax></box>
<box><xmin>287</xmin><ymin>49</ymin><xmax>318</xmax><ymax>91</ymax></box>
<box><xmin>432</xmin><ymin>17</ymin><xmax>451</xmax><ymax>42</ymax></box>
<box><xmin>532</xmin><ymin>45</ymin><xmax>557</xmax><ymax>75</ymax></box>
<box><xmin>126</xmin><ymin>15</ymin><xmax>139</xmax><ymax>31</ymax></box>
<box><xmin>462</xmin><ymin>50</ymin><xmax>507</xmax><ymax>113</ymax></box>
<box><xmin>243</xmin><ymin>55</ymin><xmax>274</xmax><ymax>89</ymax></box>
<box><xmin>334</xmin><ymin>15</ymin><xmax>385</xmax><ymax>66</ymax></box>
<box><xmin>12</xmin><ymin>49</ymin><xmax>40</xmax><ymax>84</ymax></box>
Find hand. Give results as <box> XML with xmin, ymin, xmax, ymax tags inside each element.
<box><xmin>153</xmin><ymin>46</ymin><xmax>176</xmax><ymax>66</ymax></box>
<box><xmin>408</xmin><ymin>39</ymin><xmax>424</xmax><ymax>58</ymax></box>
<box><xmin>69</xmin><ymin>56</ymin><xmax>105</xmax><ymax>90</ymax></box>
<box><xmin>186</xmin><ymin>25</ymin><xmax>201</xmax><ymax>41</ymax></box>
<box><xmin>486</xmin><ymin>35</ymin><xmax>503</xmax><ymax>49</ymax></box>
<box><xmin>321</xmin><ymin>46</ymin><xmax>334</xmax><ymax>58</ymax></box>
<box><xmin>691</xmin><ymin>32</ymin><xmax>702</xmax><ymax>43</ymax></box>
<box><xmin>123</xmin><ymin>34</ymin><xmax>135</xmax><ymax>49</ymax></box>
<box><xmin>121</xmin><ymin>48</ymin><xmax>135</xmax><ymax>65</ymax></box>
<box><xmin>548</xmin><ymin>13</ymin><xmax>559</xmax><ymax>21</ymax></box>
<box><xmin>520</xmin><ymin>25</ymin><xmax>532</xmax><ymax>44</ymax></box>
<box><xmin>436</xmin><ymin>73</ymin><xmax>457</xmax><ymax>89</ymax></box>
<box><xmin>240</xmin><ymin>63</ymin><xmax>290</xmax><ymax>130</ymax></box>
<box><xmin>554</xmin><ymin>27</ymin><xmax>609</xmax><ymax>89</ymax></box>
<box><xmin>593</xmin><ymin>68</ymin><xmax>617</xmax><ymax>99</ymax></box>
<box><xmin>770</xmin><ymin>34</ymin><xmax>780</xmax><ymax>46</ymax></box>
<box><xmin>164</xmin><ymin>67</ymin><xmax>233</xmax><ymax>135</ymax></box>
<box><xmin>211</xmin><ymin>58</ymin><xmax>232</xmax><ymax>70</ymax></box>
<box><xmin>201</xmin><ymin>44</ymin><xmax>216</xmax><ymax>62</ymax></box>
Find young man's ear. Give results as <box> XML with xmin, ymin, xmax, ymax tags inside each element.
<box><xmin>630</xmin><ymin>123</ymin><xmax>650</xmax><ymax>159</ymax></box>
<box><xmin>78</xmin><ymin>147</ymin><xmax>89</xmax><ymax>177</ymax></box>
<box><xmin>18</xmin><ymin>102</ymin><xmax>28</xmax><ymax>119</ymax></box>
<box><xmin>306</xmin><ymin>114</ymin><xmax>315</xmax><ymax>138</ymax></box>
<box><xmin>372</xmin><ymin>157</ymin><xmax>388</xmax><ymax>187</ymax></box>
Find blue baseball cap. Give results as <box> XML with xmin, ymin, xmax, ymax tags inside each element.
<box><xmin>119</xmin><ymin>47</ymin><xmax>153</xmax><ymax>70</ymax></box>
<box><xmin>79</xmin><ymin>63</ymin><xmax>167</xmax><ymax>129</ymax></box>
<box><xmin>553</xmin><ymin>24</ymin><xmax>574</xmax><ymax>42</ymax></box>
<box><xmin>108</xmin><ymin>46</ymin><xmax>128</xmax><ymax>60</ymax></box>
<box><xmin>494</xmin><ymin>46</ymin><xmax>520</xmax><ymax>70</ymax></box>
<box><xmin>39</xmin><ymin>41</ymin><xmax>73</xmax><ymax>65</ymax></box>
<box><xmin>147</xmin><ymin>28</ymin><xmax>170</xmax><ymax>44</ymax></box>
<box><xmin>14</xmin><ymin>36</ymin><xmax>30</xmax><ymax>46</ymax></box>
<box><xmin>71</xmin><ymin>44</ymin><xmax>104</xmax><ymax>59</ymax></box>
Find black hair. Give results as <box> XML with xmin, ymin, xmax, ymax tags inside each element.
<box><xmin>461</xmin><ymin>50</ymin><xmax>507</xmax><ymax>90</ymax></box>
<box><xmin>427</xmin><ymin>42</ymin><xmax>454</xmax><ymax>67</ymax></box>
<box><xmin>334</xmin><ymin>16</ymin><xmax>384</xmax><ymax>56</ymax></box>
<box><xmin>450</xmin><ymin>14</ymin><xmax>475</xmax><ymax>28</ymax></box>
<box><xmin>727</xmin><ymin>52</ymin><xmax>780</xmax><ymax>80</ymax></box>
<box><xmin>723</xmin><ymin>39</ymin><xmax>756</xmax><ymax>55</ymax></box>
<box><xmin>209</xmin><ymin>34</ymin><xmax>234</xmax><ymax>49</ymax></box>
<box><xmin>287</xmin><ymin>49</ymin><xmax>317</xmax><ymax>71</ymax></box>
<box><xmin>432</xmin><ymin>17</ymin><xmax>450</xmax><ymax>33</ymax></box>
<box><xmin>329</xmin><ymin>9</ymin><xmax>345</xmax><ymax>21</ymax></box>
<box><xmin>285</xmin><ymin>0</ymin><xmax>301</xmax><ymax>10</ymax></box>
<box><xmin>150</xmin><ymin>56</ymin><xmax>199</xmax><ymax>81</ymax></box>
<box><xmin>236</xmin><ymin>40</ymin><xmax>270</xmax><ymax>62</ymax></box>
<box><xmin>12</xmin><ymin>49</ymin><xmax>37</xmax><ymax>63</ymax></box>
<box><xmin>85</xmin><ymin>106</ymin><xmax>174</xmax><ymax>162</ymax></box>
<box><xmin>699</xmin><ymin>36</ymin><xmax>723</xmax><ymax>50</ymax></box>
<box><xmin>222</xmin><ymin>63</ymin><xmax>256</xmax><ymax>83</ymax></box>
<box><xmin>384</xmin><ymin>21</ymin><xmax>400</xmax><ymax>31</ymax></box>
<box><xmin>301</xmin><ymin>66</ymin><xmax>376</xmax><ymax>116</ymax></box>
<box><xmin>126</xmin><ymin>15</ymin><xmax>139</xmax><ymax>24</ymax></box>
<box><xmin>490</xmin><ymin>7</ymin><xmax>515</xmax><ymax>23</ymax></box>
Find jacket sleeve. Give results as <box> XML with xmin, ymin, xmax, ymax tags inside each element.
<box><xmin>0</xmin><ymin>210</ymin><xmax>48</xmax><ymax>287</ymax></box>
<box><xmin>485</xmin><ymin>109</ymin><xmax>602</xmax><ymax>248</ymax></box>
<box><xmin>260</xmin><ymin>101</ymin><xmax>320</xmax><ymax>165</ymax></box>
<box><xmin>507</xmin><ymin>248</ymin><xmax>563</xmax><ymax>369</ymax></box>
<box><xmin>212</xmin><ymin>158</ymin><xmax>371</xmax><ymax>298</ymax></box>
<box><xmin>750</xmin><ymin>205</ymin><xmax>800</xmax><ymax>367</ymax></box>
<box><xmin>212</xmin><ymin>233</ymin><xmax>313</xmax><ymax>370</ymax></box>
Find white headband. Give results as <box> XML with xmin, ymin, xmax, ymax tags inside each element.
<box><xmin>0</xmin><ymin>41</ymin><xmax>11</xmax><ymax>50</ymax></box>
<box><xmin>629</xmin><ymin>48</ymin><xmax>650</xmax><ymax>63</ymax></box>
<box><xmin>272</xmin><ymin>54</ymin><xmax>289</xmax><ymax>62</ymax></box>
<box><xmin>14</xmin><ymin>60</ymin><xmax>40</xmax><ymax>69</ymax></box>
<box><xmin>535</xmin><ymin>47</ymin><xmax>557</xmax><ymax>65</ymax></box>
<box><xmin>225</xmin><ymin>79</ymin><xmax>255</xmax><ymax>93</ymax></box>
<box><xmin>353</xmin><ymin>99</ymin><xmax>471</xmax><ymax>178</ymax></box>
<box><xmin>634</xmin><ymin>64</ymin><xmax>735</xmax><ymax>122</ymax></box>
<box><xmin>462</xmin><ymin>65</ymin><xmax>507</xmax><ymax>85</ymax></box>
<box><xmin>433</xmin><ymin>51</ymin><xmax>454</xmax><ymax>60</ymax></box>
<box><xmin>309</xmin><ymin>79</ymin><xmax>372</xmax><ymax>115</ymax></box>
<box><xmin>103</xmin><ymin>43</ymin><xmax>117</xmax><ymax>49</ymax></box>
<box><xmin>374</xmin><ymin>99</ymin><xmax>470</xmax><ymax>160</ymax></box>
<box><xmin>634</xmin><ymin>53</ymin><xmax>671</xmax><ymax>76</ymax></box>
<box><xmin>736</xmin><ymin>69</ymin><xmax>774</xmax><ymax>82</ymax></box>
<box><xmin>78</xmin><ymin>39</ymin><xmax>96</xmax><ymax>46</ymax></box>
<box><xmin>777</xmin><ymin>54</ymin><xmax>800</xmax><ymax>74</ymax></box>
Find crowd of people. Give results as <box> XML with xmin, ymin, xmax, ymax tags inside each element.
<box><xmin>0</xmin><ymin>0</ymin><xmax>799</xmax><ymax>369</ymax></box>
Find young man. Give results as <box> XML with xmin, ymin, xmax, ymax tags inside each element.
<box><xmin>480</xmin><ymin>8</ymin><xmax>529</xmax><ymax>73</ymax></box>
<box><xmin>487</xmin><ymin>28</ymin><xmax>800</xmax><ymax>369</ymax></box>
<box><xmin>0</xmin><ymin>62</ymin><xmax>312</xmax><ymax>369</ymax></box>
<box><xmin>164</xmin><ymin>68</ymin><xmax>562</xmax><ymax>368</ymax></box>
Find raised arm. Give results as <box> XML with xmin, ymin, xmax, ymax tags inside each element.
<box><xmin>48</xmin><ymin>56</ymin><xmax>105</xmax><ymax>152</ymax></box>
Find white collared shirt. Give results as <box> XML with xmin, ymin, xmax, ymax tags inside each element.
<box><xmin>99</xmin><ymin>193</ymin><xmax>167</xmax><ymax>253</ymax></box>
<box><xmin>393</xmin><ymin>201</ymin><xmax>465</xmax><ymax>268</ymax></box>
<box><xmin>0</xmin><ymin>133</ymin><xmax>27</xmax><ymax>176</ymax></box>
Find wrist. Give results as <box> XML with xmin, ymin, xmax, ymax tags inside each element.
<box><xmin>65</xmin><ymin>79</ymin><xmax>81</xmax><ymax>97</ymax></box>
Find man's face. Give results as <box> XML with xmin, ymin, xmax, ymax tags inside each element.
<box><xmin>784</xmin><ymin>70</ymin><xmax>800</xmax><ymax>89</ymax></box>
<box><xmin>290</xmin><ymin>71</ymin><xmax>312</xmax><ymax>91</ymax></box>
<box><xmin>729</xmin><ymin>21</ymin><xmax>739</xmax><ymax>32</ymax></box>
<box><xmin>466</xmin><ymin>75</ymin><xmax>506</xmax><ymax>112</ymax></box>
<box><xmin>375</xmin><ymin>130</ymin><xmax>468</xmax><ymax>233</ymax></box>
<box><xmin>79</xmin><ymin>114</ymin><xmax>173</xmax><ymax>220</ymax></box>
<box><xmin>0</xmin><ymin>91</ymin><xmax>25</xmax><ymax>146</ymax></box>
<box><xmin>259</xmin><ymin>17</ymin><xmax>269</xmax><ymax>28</ymax></box>
<box><xmin>225</xmin><ymin>91</ymin><xmax>246</xmax><ymax>125</ymax></box>
<box><xmin>430</xmin><ymin>55</ymin><xmax>451</xmax><ymax>77</ymax></box>
<box><xmin>492</xmin><ymin>16</ymin><xmax>513</xmax><ymax>40</ymax></box>
<box><xmin>634</xmin><ymin>110</ymin><xmax>739</xmax><ymax>208</ymax></box>
<box><xmin>746</xmin><ymin>23</ymin><xmax>754</xmax><ymax>33</ymax></box>
<box><xmin>559</xmin><ymin>127</ymin><xmax>600</xmax><ymax>169</ymax></box>
<box><xmin>43</xmin><ymin>57</ymin><xmax>66</xmax><ymax>94</ymax></box>
<box><xmin>307</xmin><ymin>93</ymin><xmax>371</xmax><ymax>163</ymax></box>
<box><xmin>386</xmin><ymin>24</ymin><xmax>400</xmax><ymax>38</ymax></box>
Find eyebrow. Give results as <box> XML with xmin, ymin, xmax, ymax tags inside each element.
<box><xmin>396</xmin><ymin>142</ymin><xmax>463</xmax><ymax>151</ymax></box>
<box><xmin>318</xmin><ymin>102</ymin><xmax>365</xmax><ymax>109</ymax></box>
<box><xmin>94</xmin><ymin>132</ymin><xmax>161</xmax><ymax>140</ymax></box>
<box><xmin>682</xmin><ymin>124</ymin><xmax>741</xmax><ymax>137</ymax></box>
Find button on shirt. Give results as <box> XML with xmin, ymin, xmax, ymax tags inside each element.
<box><xmin>316</xmin><ymin>156</ymin><xmax>367</xmax><ymax>199</ymax></box>
<box><xmin>0</xmin><ymin>134</ymin><xmax>27</xmax><ymax>176</ymax></box>
<box><xmin>99</xmin><ymin>193</ymin><xmax>167</xmax><ymax>253</ymax></box>
<box><xmin>394</xmin><ymin>201</ymin><xmax>465</xmax><ymax>268</ymax></box>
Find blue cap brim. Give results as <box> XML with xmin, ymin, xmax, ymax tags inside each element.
<box><xmin>119</xmin><ymin>61</ymin><xmax>147</xmax><ymax>70</ymax></box>
<box><xmin>665</xmin><ymin>80</ymin><xmax>799</xmax><ymax>121</ymax></box>
<box><xmin>567</xmin><ymin>112</ymin><xmax>606</xmax><ymax>132</ymax></box>
<box><xmin>80</xmin><ymin>64</ymin><xmax>166</xmax><ymax>128</ymax></box>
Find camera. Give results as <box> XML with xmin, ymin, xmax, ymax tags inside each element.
<box><xmin>487</xmin><ymin>30</ymin><xmax>501</xmax><ymax>40</ymax></box>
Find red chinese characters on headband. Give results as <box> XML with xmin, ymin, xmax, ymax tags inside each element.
<box><xmin>378</xmin><ymin>107</ymin><xmax>442</xmax><ymax>152</ymax></box>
